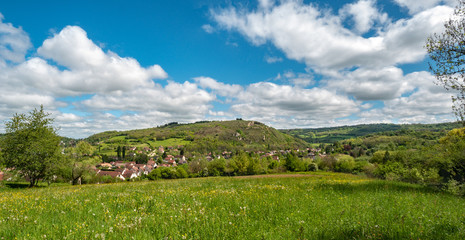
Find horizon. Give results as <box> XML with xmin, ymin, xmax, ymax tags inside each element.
<box><xmin>0</xmin><ymin>0</ymin><xmax>459</xmax><ymax>138</ymax></box>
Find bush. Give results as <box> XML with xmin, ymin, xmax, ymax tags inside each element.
<box><xmin>176</xmin><ymin>167</ymin><xmax>188</xmax><ymax>179</ymax></box>
<box><xmin>444</xmin><ymin>179</ymin><xmax>465</xmax><ymax>196</ymax></box>
<box><xmin>334</xmin><ymin>155</ymin><xmax>356</xmax><ymax>173</ymax></box>
<box><xmin>148</xmin><ymin>168</ymin><xmax>162</xmax><ymax>180</ymax></box>
<box><xmin>307</xmin><ymin>162</ymin><xmax>318</xmax><ymax>172</ymax></box>
<box><xmin>160</xmin><ymin>167</ymin><xmax>179</xmax><ymax>179</ymax></box>
<box><xmin>318</xmin><ymin>156</ymin><xmax>336</xmax><ymax>171</ymax></box>
<box><xmin>208</xmin><ymin>158</ymin><xmax>225</xmax><ymax>176</ymax></box>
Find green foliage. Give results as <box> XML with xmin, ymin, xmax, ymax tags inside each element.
<box><xmin>61</xmin><ymin>141</ymin><xmax>99</xmax><ymax>185</ymax></box>
<box><xmin>439</xmin><ymin>128</ymin><xmax>465</xmax><ymax>182</ymax></box>
<box><xmin>283</xmin><ymin>122</ymin><xmax>460</xmax><ymax>144</ymax></box>
<box><xmin>86</xmin><ymin>120</ymin><xmax>307</xmax><ymax>155</ymax></box>
<box><xmin>334</xmin><ymin>155</ymin><xmax>356</xmax><ymax>173</ymax></box>
<box><xmin>0</xmin><ymin>106</ymin><xmax>62</xmax><ymax>187</ymax></box>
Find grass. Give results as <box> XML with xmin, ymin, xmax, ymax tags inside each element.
<box><xmin>1</xmin><ymin>173</ymin><xmax>465</xmax><ymax>239</ymax></box>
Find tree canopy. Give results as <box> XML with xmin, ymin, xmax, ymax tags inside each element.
<box><xmin>0</xmin><ymin>106</ymin><xmax>62</xmax><ymax>187</ymax></box>
<box><xmin>426</xmin><ymin>0</ymin><xmax>465</xmax><ymax>123</ymax></box>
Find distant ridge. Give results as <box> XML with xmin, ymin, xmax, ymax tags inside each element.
<box><xmin>281</xmin><ymin>122</ymin><xmax>462</xmax><ymax>144</ymax></box>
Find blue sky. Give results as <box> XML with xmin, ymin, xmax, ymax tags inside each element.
<box><xmin>0</xmin><ymin>0</ymin><xmax>458</xmax><ymax>138</ymax></box>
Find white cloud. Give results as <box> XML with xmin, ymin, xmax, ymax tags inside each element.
<box><xmin>359</xmin><ymin>71</ymin><xmax>454</xmax><ymax>122</ymax></box>
<box><xmin>339</xmin><ymin>0</ymin><xmax>388</xmax><ymax>34</ymax></box>
<box><xmin>276</xmin><ymin>70</ymin><xmax>314</xmax><ymax>87</ymax></box>
<box><xmin>202</xmin><ymin>24</ymin><xmax>215</xmax><ymax>33</ymax></box>
<box><xmin>326</xmin><ymin>67</ymin><xmax>409</xmax><ymax>101</ymax></box>
<box><xmin>194</xmin><ymin>76</ymin><xmax>243</xmax><ymax>97</ymax></box>
<box><xmin>0</xmin><ymin>13</ymin><xmax>31</xmax><ymax>64</ymax></box>
<box><xmin>0</xmin><ymin>20</ymin><xmax>215</xmax><ymax>138</ymax></box>
<box><xmin>230</xmin><ymin>82</ymin><xmax>359</xmax><ymax>124</ymax></box>
<box><xmin>393</xmin><ymin>0</ymin><xmax>456</xmax><ymax>14</ymax></box>
<box><xmin>36</xmin><ymin>26</ymin><xmax>167</xmax><ymax>94</ymax></box>
<box><xmin>265</xmin><ymin>56</ymin><xmax>283</xmax><ymax>63</ymax></box>
<box><xmin>212</xmin><ymin>1</ymin><xmax>453</xmax><ymax>72</ymax></box>
<box><xmin>81</xmin><ymin>81</ymin><xmax>214</xmax><ymax>117</ymax></box>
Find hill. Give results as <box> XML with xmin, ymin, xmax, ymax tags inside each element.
<box><xmin>86</xmin><ymin>120</ymin><xmax>307</xmax><ymax>155</ymax></box>
<box><xmin>281</xmin><ymin>122</ymin><xmax>462</xmax><ymax>144</ymax></box>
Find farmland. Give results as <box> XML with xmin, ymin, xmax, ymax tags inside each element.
<box><xmin>1</xmin><ymin>173</ymin><xmax>465</xmax><ymax>239</ymax></box>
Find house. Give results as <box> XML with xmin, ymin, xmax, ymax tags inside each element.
<box><xmin>97</xmin><ymin>170</ymin><xmax>125</xmax><ymax>181</ymax></box>
<box><xmin>99</xmin><ymin>163</ymin><xmax>113</xmax><ymax>169</ymax></box>
<box><xmin>113</xmin><ymin>161</ymin><xmax>126</xmax><ymax>168</ymax></box>
<box><xmin>177</xmin><ymin>156</ymin><xmax>187</xmax><ymax>165</ymax></box>
<box><xmin>158</xmin><ymin>146</ymin><xmax>165</xmax><ymax>153</ymax></box>
<box><xmin>134</xmin><ymin>164</ymin><xmax>146</xmax><ymax>170</ymax></box>
<box><xmin>122</xmin><ymin>169</ymin><xmax>138</xmax><ymax>179</ymax></box>
<box><xmin>168</xmin><ymin>159</ymin><xmax>177</xmax><ymax>166</ymax></box>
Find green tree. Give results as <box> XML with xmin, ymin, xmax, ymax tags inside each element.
<box><xmin>426</xmin><ymin>0</ymin><xmax>465</xmax><ymax>123</ymax></box>
<box><xmin>284</xmin><ymin>152</ymin><xmax>299</xmax><ymax>172</ymax></box>
<box><xmin>439</xmin><ymin>128</ymin><xmax>465</xmax><ymax>182</ymax></box>
<box><xmin>0</xmin><ymin>106</ymin><xmax>62</xmax><ymax>187</ymax></box>
<box><xmin>116</xmin><ymin>146</ymin><xmax>121</xmax><ymax>160</ymax></box>
<box><xmin>67</xmin><ymin>141</ymin><xmax>98</xmax><ymax>185</ymax></box>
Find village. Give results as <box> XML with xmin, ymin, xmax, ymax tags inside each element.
<box><xmin>95</xmin><ymin>145</ymin><xmax>326</xmax><ymax>181</ymax></box>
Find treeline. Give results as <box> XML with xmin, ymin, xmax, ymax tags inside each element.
<box><xmin>146</xmin><ymin>151</ymin><xmax>316</xmax><ymax>180</ymax></box>
<box><xmin>283</xmin><ymin>122</ymin><xmax>461</xmax><ymax>144</ymax></box>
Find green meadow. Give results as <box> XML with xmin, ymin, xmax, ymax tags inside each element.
<box><xmin>1</xmin><ymin>173</ymin><xmax>465</xmax><ymax>239</ymax></box>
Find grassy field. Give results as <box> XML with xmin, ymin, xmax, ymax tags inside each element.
<box><xmin>1</xmin><ymin>173</ymin><xmax>465</xmax><ymax>239</ymax></box>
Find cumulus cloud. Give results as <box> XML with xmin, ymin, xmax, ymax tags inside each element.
<box><xmin>326</xmin><ymin>67</ymin><xmax>409</xmax><ymax>101</ymax></box>
<box><xmin>210</xmin><ymin>0</ymin><xmax>456</xmax><ymax>127</ymax></box>
<box><xmin>194</xmin><ymin>76</ymin><xmax>243</xmax><ymax>97</ymax></box>
<box><xmin>359</xmin><ymin>71</ymin><xmax>454</xmax><ymax>122</ymax></box>
<box><xmin>0</xmin><ymin>13</ymin><xmax>32</xmax><ymax>64</ymax></box>
<box><xmin>0</xmin><ymin>18</ymin><xmax>215</xmax><ymax>138</ymax></box>
<box><xmin>36</xmin><ymin>26</ymin><xmax>167</xmax><ymax>94</ymax></box>
<box><xmin>393</xmin><ymin>0</ymin><xmax>456</xmax><ymax>14</ymax></box>
<box><xmin>211</xmin><ymin>1</ymin><xmax>453</xmax><ymax>72</ymax></box>
<box><xmin>339</xmin><ymin>0</ymin><xmax>388</xmax><ymax>34</ymax></box>
<box><xmin>230</xmin><ymin>82</ymin><xmax>359</xmax><ymax>125</ymax></box>
<box><xmin>276</xmin><ymin>71</ymin><xmax>314</xmax><ymax>87</ymax></box>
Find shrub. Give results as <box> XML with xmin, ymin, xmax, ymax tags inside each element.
<box><xmin>319</xmin><ymin>156</ymin><xmax>336</xmax><ymax>171</ymax></box>
<box><xmin>444</xmin><ymin>179</ymin><xmax>465</xmax><ymax>196</ymax></box>
<box><xmin>308</xmin><ymin>162</ymin><xmax>318</xmax><ymax>172</ymax></box>
<box><xmin>176</xmin><ymin>167</ymin><xmax>188</xmax><ymax>179</ymax></box>
<box><xmin>334</xmin><ymin>155</ymin><xmax>356</xmax><ymax>173</ymax></box>
<box><xmin>160</xmin><ymin>167</ymin><xmax>179</xmax><ymax>179</ymax></box>
<box><xmin>148</xmin><ymin>168</ymin><xmax>162</xmax><ymax>180</ymax></box>
<box><xmin>208</xmin><ymin>158</ymin><xmax>226</xmax><ymax>176</ymax></box>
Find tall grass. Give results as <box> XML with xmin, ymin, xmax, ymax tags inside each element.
<box><xmin>1</xmin><ymin>173</ymin><xmax>464</xmax><ymax>239</ymax></box>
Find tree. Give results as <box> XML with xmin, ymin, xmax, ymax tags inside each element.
<box><xmin>66</xmin><ymin>141</ymin><xmax>98</xmax><ymax>185</ymax></box>
<box><xmin>116</xmin><ymin>146</ymin><xmax>121</xmax><ymax>160</ymax></box>
<box><xmin>0</xmin><ymin>106</ymin><xmax>62</xmax><ymax>187</ymax></box>
<box><xmin>426</xmin><ymin>0</ymin><xmax>465</xmax><ymax>123</ymax></box>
